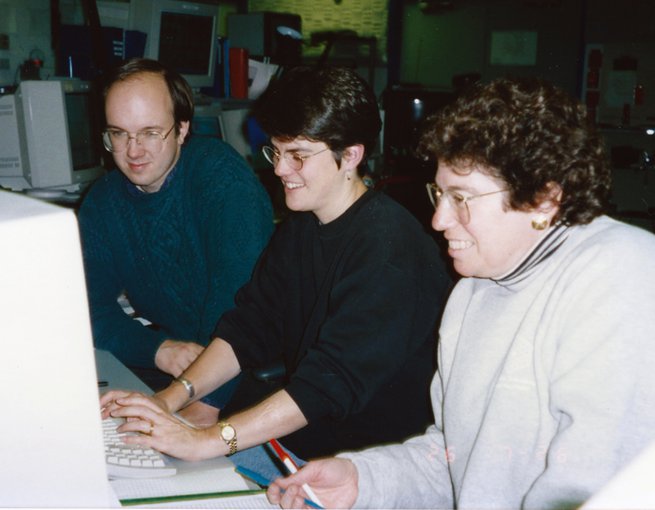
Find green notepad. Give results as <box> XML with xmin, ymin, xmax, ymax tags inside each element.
<box><xmin>110</xmin><ymin>458</ymin><xmax>260</xmax><ymax>506</ymax></box>
<box><xmin>120</xmin><ymin>488</ymin><xmax>265</xmax><ymax>506</ymax></box>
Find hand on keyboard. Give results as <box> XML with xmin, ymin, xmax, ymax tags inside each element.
<box><xmin>103</xmin><ymin>417</ymin><xmax>177</xmax><ymax>478</ymax></box>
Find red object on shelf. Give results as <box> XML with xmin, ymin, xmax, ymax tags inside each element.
<box><xmin>229</xmin><ymin>47</ymin><xmax>249</xmax><ymax>99</ymax></box>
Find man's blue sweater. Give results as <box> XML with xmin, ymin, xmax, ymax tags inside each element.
<box><xmin>78</xmin><ymin>136</ymin><xmax>274</xmax><ymax>369</ymax></box>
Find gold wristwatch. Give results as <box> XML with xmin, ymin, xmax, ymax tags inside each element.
<box><xmin>217</xmin><ymin>421</ymin><xmax>237</xmax><ymax>456</ymax></box>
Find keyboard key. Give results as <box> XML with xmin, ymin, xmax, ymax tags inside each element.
<box><xmin>103</xmin><ymin>418</ymin><xmax>177</xmax><ymax>479</ymax></box>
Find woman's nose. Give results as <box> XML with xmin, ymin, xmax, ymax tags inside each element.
<box><xmin>431</xmin><ymin>200</ymin><xmax>458</xmax><ymax>232</ymax></box>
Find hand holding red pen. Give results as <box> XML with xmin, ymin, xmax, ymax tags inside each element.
<box><xmin>266</xmin><ymin>454</ymin><xmax>359</xmax><ymax>510</ymax></box>
<box><xmin>268</xmin><ymin>439</ymin><xmax>326</xmax><ymax>508</ymax></box>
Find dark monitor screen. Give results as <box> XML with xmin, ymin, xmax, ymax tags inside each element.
<box><xmin>158</xmin><ymin>12</ymin><xmax>214</xmax><ymax>76</ymax></box>
<box><xmin>65</xmin><ymin>92</ymin><xmax>103</xmax><ymax>171</ymax></box>
<box><xmin>383</xmin><ymin>87</ymin><xmax>456</xmax><ymax>174</ymax></box>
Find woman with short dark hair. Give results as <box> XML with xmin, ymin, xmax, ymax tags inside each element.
<box><xmin>100</xmin><ymin>66</ymin><xmax>452</xmax><ymax>472</ymax></box>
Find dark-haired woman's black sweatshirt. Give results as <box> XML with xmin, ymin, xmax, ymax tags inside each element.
<box><xmin>214</xmin><ymin>190</ymin><xmax>452</xmax><ymax>459</ymax></box>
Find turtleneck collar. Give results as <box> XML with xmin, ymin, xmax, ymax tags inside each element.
<box><xmin>492</xmin><ymin>223</ymin><xmax>570</xmax><ymax>287</ymax></box>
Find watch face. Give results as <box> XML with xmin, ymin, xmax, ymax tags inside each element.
<box><xmin>221</xmin><ymin>424</ymin><xmax>236</xmax><ymax>441</ymax></box>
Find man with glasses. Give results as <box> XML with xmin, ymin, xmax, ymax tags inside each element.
<box><xmin>99</xmin><ymin>66</ymin><xmax>452</xmax><ymax>478</ymax></box>
<box><xmin>79</xmin><ymin>58</ymin><xmax>274</xmax><ymax>424</ymax></box>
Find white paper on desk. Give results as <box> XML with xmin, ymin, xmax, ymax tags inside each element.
<box><xmin>110</xmin><ymin>459</ymin><xmax>251</xmax><ymax>500</ymax></box>
<box><xmin>132</xmin><ymin>493</ymin><xmax>276</xmax><ymax>509</ymax></box>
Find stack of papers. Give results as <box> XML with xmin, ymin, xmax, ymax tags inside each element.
<box><xmin>110</xmin><ymin>457</ymin><xmax>276</xmax><ymax>508</ymax></box>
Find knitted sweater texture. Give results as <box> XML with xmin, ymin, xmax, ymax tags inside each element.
<box><xmin>78</xmin><ymin>136</ymin><xmax>274</xmax><ymax>369</ymax></box>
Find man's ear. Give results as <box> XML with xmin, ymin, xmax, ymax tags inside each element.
<box><xmin>341</xmin><ymin>144</ymin><xmax>365</xmax><ymax>170</ymax></box>
<box><xmin>177</xmin><ymin>121</ymin><xmax>191</xmax><ymax>145</ymax></box>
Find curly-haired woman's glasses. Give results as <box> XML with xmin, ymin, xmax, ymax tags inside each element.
<box><xmin>426</xmin><ymin>182</ymin><xmax>508</xmax><ymax>225</ymax></box>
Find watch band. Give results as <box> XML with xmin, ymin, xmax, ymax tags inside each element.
<box><xmin>175</xmin><ymin>376</ymin><xmax>195</xmax><ymax>399</ymax></box>
<box><xmin>217</xmin><ymin>421</ymin><xmax>237</xmax><ymax>456</ymax></box>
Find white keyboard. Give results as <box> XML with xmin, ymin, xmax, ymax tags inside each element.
<box><xmin>103</xmin><ymin>418</ymin><xmax>177</xmax><ymax>478</ymax></box>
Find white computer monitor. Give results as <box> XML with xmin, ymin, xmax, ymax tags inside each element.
<box><xmin>0</xmin><ymin>79</ymin><xmax>106</xmax><ymax>192</ymax></box>
<box><xmin>129</xmin><ymin>0</ymin><xmax>219</xmax><ymax>91</ymax></box>
<box><xmin>0</xmin><ymin>190</ymin><xmax>115</xmax><ymax>507</ymax></box>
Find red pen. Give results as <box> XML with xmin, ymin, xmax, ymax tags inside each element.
<box><xmin>268</xmin><ymin>439</ymin><xmax>324</xmax><ymax>508</ymax></box>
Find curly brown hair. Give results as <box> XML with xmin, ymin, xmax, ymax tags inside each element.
<box><xmin>418</xmin><ymin>77</ymin><xmax>611</xmax><ymax>225</ymax></box>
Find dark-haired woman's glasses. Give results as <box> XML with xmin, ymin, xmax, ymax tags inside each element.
<box><xmin>262</xmin><ymin>145</ymin><xmax>331</xmax><ymax>171</ymax></box>
<box><xmin>426</xmin><ymin>182</ymin><xmax>508</xmax><ymax>225</ymax></box>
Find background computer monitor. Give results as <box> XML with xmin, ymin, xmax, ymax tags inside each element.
<box><xmin>0</xmin><ymin>79</ymin><xmax>105</xmax><ymax>192</ymax></box>
<box><xmin>382</xmin><ymin>86</ymin><xmax>456</xmax><ymax>177</ymax></box>
<box><xmin>129</xmin><ymin>0</ymin><xmax>218</xmax><ymax>91</ymax></box>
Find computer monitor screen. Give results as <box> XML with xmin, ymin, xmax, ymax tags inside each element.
<box><xmin>382</xmin><ymin>87</ymin><xmax>456</xmax><ymax>175</ymax></box>
<box><xmin>129</xmin><ymin>0</ymin><xmax>218</xmax><ymax>90</ymax></box>
<box><xmin>67</xmin><ymin>91</ymin><xmax>102</xmax><ymax>171</ymax></box>
<box><xmin>0</xmin><ymin>79</ymin><xmax>105</xmax><ymax>192</ymax></box>
<box><xmin>159</xmin><ymin>12</ymin><xmax>214</xmax><ymax>76</ymax></box>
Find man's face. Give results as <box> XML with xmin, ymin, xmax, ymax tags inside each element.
<box><xmin>104</xmin><ymin>72</ymin><xmax>189</xmax><ymax>193</ymax></box>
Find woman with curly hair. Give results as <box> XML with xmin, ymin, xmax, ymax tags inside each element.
<box><xmin>268</xmin><ymin>77</ymin><xmax>655</xmax><ymax>509</ymax></box>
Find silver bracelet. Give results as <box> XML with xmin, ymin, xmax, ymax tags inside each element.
<box><xmin>176</xmin><ymin>376</ymin><xmax>195</xmax><ymax>399</ymax></box>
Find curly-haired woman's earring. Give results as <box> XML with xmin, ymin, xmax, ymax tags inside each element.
<box><xmin>531</xmin><ymin>216</ymin><xmax>549</xmax><ymax>230</ymax></box>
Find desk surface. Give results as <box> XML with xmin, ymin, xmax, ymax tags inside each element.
<box><xmin>96</xmin><ymin>349</ymin><xmax>152</xmax><ymax>394</ymax></box>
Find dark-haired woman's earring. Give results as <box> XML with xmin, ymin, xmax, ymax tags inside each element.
<box><xmin>531</xmin><ymin>216</ymin><xmax>548</xmax><ymax>230</ymax></box>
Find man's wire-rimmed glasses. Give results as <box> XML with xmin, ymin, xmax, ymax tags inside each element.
<box><xmin>261</xmin><ymin>145</ymin><xmax>331</xmax><ymax>172</ymax></box>
<box><xmin>426</xmin><ymin>182</ymin><xmax>508</xmax><ymax>225</ymax></box>
<box><xmin>102</xmin><ymin>124</ymin><xmax>176</xmax><ymax>153</ymax></box>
